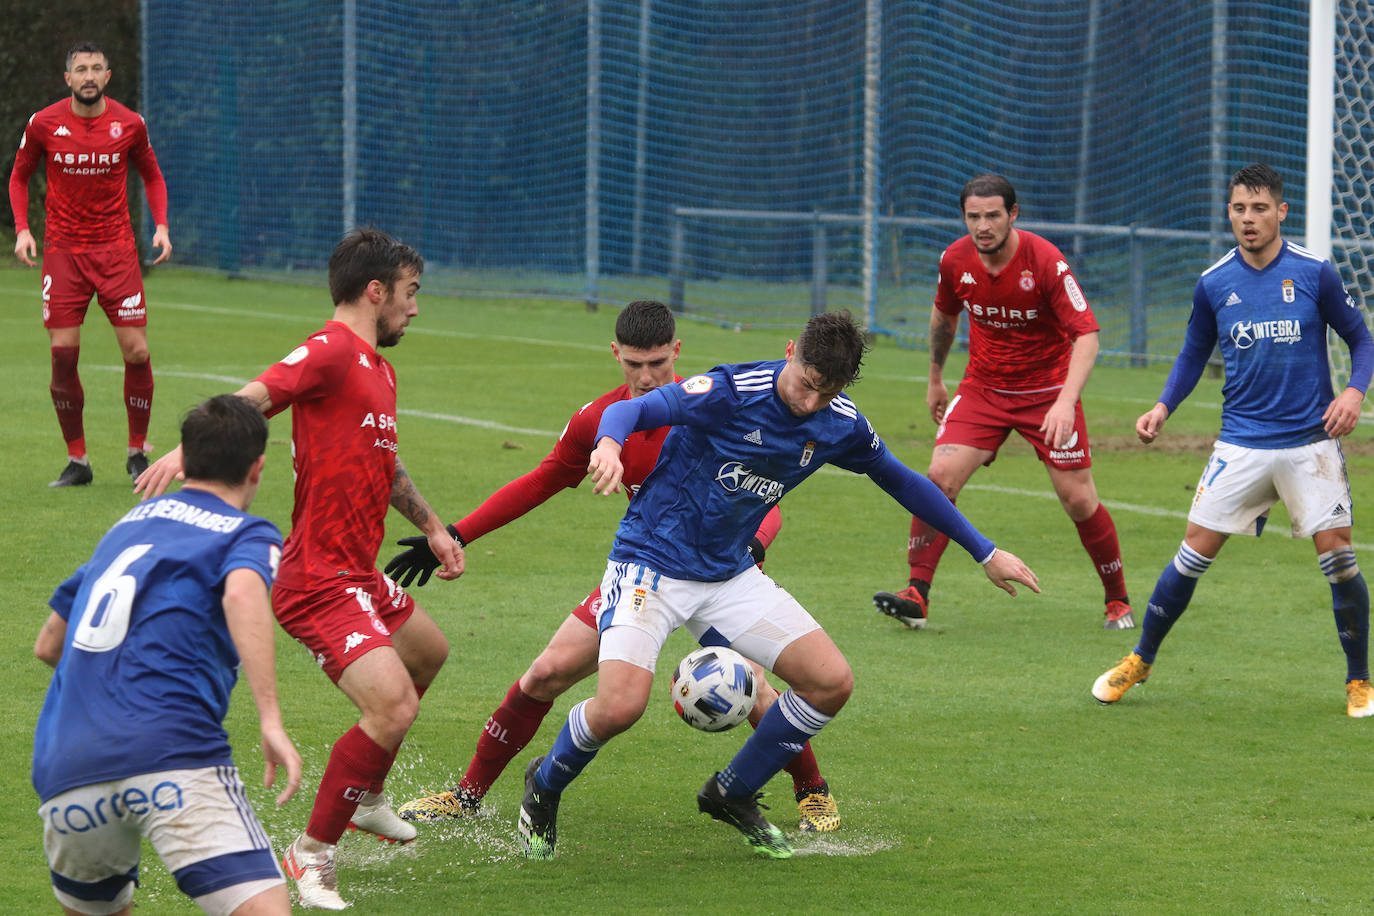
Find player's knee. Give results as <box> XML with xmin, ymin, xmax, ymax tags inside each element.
<box><xmin>123</xmin><ymin>346</ymin><xmax>151</xmax><ymax>365</ymax></box>
<box><xmin>523</xmin><ymin>651</ymin><xmax>585</xmax><ymax>701</ymax></box>
<box><xmin>587</xmin><ymin>692</ymin><xmax>647</xmax><ymax>738</ymax></box>
<box><xmin>925</xmin><ymin>467</ymin><xmax>962</xmax><ymax>499</ymax></box>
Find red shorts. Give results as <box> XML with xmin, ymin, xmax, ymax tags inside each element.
<box><xmin>571</xmin><ymin>587</ymin><xmax>602</xmax><ymax>630</ymax></box>
<box><xmin>273</xmin><ymin>570</ymin><xmax>416</xmax><ymax>683</ymax></box>
<box><xmin>41</xmin><ymin>244</ymin><xmax>146</xmax><ymax>329</ymax></box>
<box><xmin>937</xmin><ymin>381</ymin><xmax>1093</xmax><ymax>470</ymax></box>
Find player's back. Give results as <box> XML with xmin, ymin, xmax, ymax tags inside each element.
<box><xmin>32</xmin><ymin>489</ymin><xmax>281</xmax><ymax>801</ymax></box>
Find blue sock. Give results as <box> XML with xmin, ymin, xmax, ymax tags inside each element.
<box><xmin>1135</xmin><ymin>542</ymin><xmax>1212</xmax><ymax>663</ymax></box>
<box><xmin>536</xmin><ymin>700</ymin><xmax>605</xmax><ymax>793</ymax></box>
<box><xmin>1320</xmin><ymin>548</ymin><xmax>1369</xmax><ymax>682</ymax></box>
<box><xmin>717</xmin><ymin>690</ymin><xmax>830</xmax><ymax>798</ymax></box>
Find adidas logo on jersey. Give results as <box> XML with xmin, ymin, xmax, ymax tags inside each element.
<box><xmin>54</xmin><ymin>125</ymin><xmax>71</xmax><ymax>137</ymax></box>
<box><xmin>960</xmin><ymin>272</ymin><xmax>976</xmax><ymax>285</ymax></box>
<box><xmin>743</xmin><ymin>429</ymin><xmax>763</xmax><ymax>445</ymax></box>
<box><xmin>343</xmin><ymin>631</ymin><xmax>373</xmax><ymax>654</ymax></box>
<box><xmin>1223</xmin><ymin>291</ymin><xmax>1242</xmax><ymax>307</ymax></box>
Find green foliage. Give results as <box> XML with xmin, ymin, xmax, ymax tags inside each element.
<box><xmin>4</xmin><ymin>267</ymin><xmax>1373</xmax><ymax>913</ymax></box>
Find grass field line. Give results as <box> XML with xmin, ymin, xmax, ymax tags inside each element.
<box><xmin>105</xmin><ymin>365</ymin><xmax>1369</xmax><ymax>550</ymax></box>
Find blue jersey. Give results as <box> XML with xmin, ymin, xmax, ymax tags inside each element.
<box><xmin>32</xmin><ymin>488</ymin><xmax>282</xmax><ymax>802</ymax></box>
<box><xmin>599</xmin><ymin>360</ymin><xmax>994</xmax><ymax>581</ymax></box>
<box><xmin>1160</xmin><ymin>240</ymin><xmax>1373</xmax><ymax>448</ymax></box>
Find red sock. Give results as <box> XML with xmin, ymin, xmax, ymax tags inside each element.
<box><xmin>307</xmin><ymin>725</ymin><xmax>394</xmax><ymax>845</ymax></box>
<box><xmin>50</xmin><ymin>346</ymin><xmax>85</xmax><ymax>456</ymax></box>
<box><xmin>907</xmin><ymin>511</ymin><xmax>952</xmax><ymax>584</ymax></box>
<box><xmin>781</xmin><ymin>741</ymin><xmax>824</xmax><ymax>795</ymax></box>
<box><xmin>458</xmin><ymin>680</ymin><xmax>553</xmax><ymax>798</ymax></box>
<box><xmin>123</xmin><ymin>358</ymin><xmax>153</xmax><ymax>451</ymax></box>
<box><xmin>1075</xmin><ymin>503</ymin><xmax>1127</xmax><ymax>602</ymax></box>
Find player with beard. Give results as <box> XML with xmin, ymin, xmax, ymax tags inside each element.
<box><xmin>137</xmin><ymin>228</ymin><xmax>463</xmax><ymax>910</ymax></box>
<box><xmin>9</xmin><ymin>40</ymin><xmax>171</xmax><ymax>488</ymax></box>
<box><xmin>872</xmin><ymin>173</ymin><xmax>1131</xmax><ymax>631</ymax></box>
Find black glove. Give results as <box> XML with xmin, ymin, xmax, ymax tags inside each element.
<box><xmin>746</xmin><ymin>536</ymin><xmax>766</xmax><ymax>567</ymax></box>
<box><xmin>384</xmin><ymin>524</ymin><xmax>463</xmax><ymax>588</ymax></box>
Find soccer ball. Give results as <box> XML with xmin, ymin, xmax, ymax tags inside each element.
<box><xmin>669</xmin><ymin>646</ymin><xmax>757</xmax><ymax>732</ymax></box>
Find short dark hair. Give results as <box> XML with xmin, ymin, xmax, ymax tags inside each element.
<box><xmin>796</xmin><ymin>310</ymin><xmax>868</xmax><ymax>389</ymax></box>
<box><xmin>65</xmin><ymin>41</ymin><xmax>106</xmax><ymax>70</ymax></box>
<box><xmin>960</xmin><ymin>173</ymin><xmax>1017</xmax><ymax>213</ymax></box>
<box><xmin>328</xmin><ymin>227</ymin><xmax>425</xmax><ymax>305</ymax></box>
<box><xmin>615</xmin><ymin>300</ymin><xmax>676</xmax><ymax>349</ymax></box>
<box><xmin>1229</xmin><ymin>163</ymin><xmax>1283</xmax><ymax>201</ymax></box>
<box><xmin>181</xmin><ymin>394</ymin><xmax>268</xmax><ymax>485</ymax></box>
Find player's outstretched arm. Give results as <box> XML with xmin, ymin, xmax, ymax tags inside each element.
<box><xmin>588</xmin><ymin>437</ymin><xmax>625</xmax><ymax>495</ymax></box>
<box><xmin>391</xmin><ymin>458</ymin><xmax>464</xmax><ymax>580</ymax></box>
<box><xmin>1323</xmin><ymin>387</ymin><xmax>1365</xmax><ymax>438</ymax></box>
<box><xmin>981</xmin><ymin>548</ymin><xmax>1040</xmax><ymax>597</ymax></box>
<box><xmin>14</xmin><ymin>228</ymin><xmax>36</xmax><ymax>267</ymax></box>
<box><xmin>222</xmin><ymin>568</ymin><xmax>303</xmax><ymax>806</ymax></box>
<box><xmin>1135</xmin><ymin>403</ymin><xmax>1170</xmax><ymax>444</ymax></box>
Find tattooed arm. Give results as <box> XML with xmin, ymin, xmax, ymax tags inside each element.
<box><xmin>927</xmin><ymin>307</ymin><xmax>960</xmax><ymax>424</ymax></box>
<box><xmin>391</xmin><ymin>458</ymin><xmax>465</xmax><ymax>580</ymax></box>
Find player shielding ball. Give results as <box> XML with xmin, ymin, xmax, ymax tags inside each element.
<box><xmin>137</xmin><ymin>228</ymin><xmax>463</xmax><ymax>910</ymax></box>
<box><xmin>1092</xmin><ymin>163</ymin><xmax>1374</xmax><ymax>715</ymax></box>
<box><xmin>388</xmin><ymin>300</ymin><xmax>840</xmax><ymax>833</ymax></box>
<box><xmin>872</xmin><ymin>174</ymin><xmax>1130</xmax><ymax>630</ymax></box>
<box><xmin>8</xmin><ymin>40</ymin><xmax>172</xmax><ymax>488</ymax></box>
<box><xmin>518</xmin><ymin>311</ymin><xmax>1038</xmax><ymax>861</ymax></box>
<box><xmin>33</xmin><ymin>394</ymin><xmax>301</xmax><ymax>916</ymax></box>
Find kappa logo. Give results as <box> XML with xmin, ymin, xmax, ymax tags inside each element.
<box><xmin>1055</xmin><ymin>260</ymin><xmax>1069</xmax><ymax>276</ymax></box>
<box><xmin>53</xmin><ymin>125</ymin><xmax>71</xmax><ymax>137</ymax></box>
<box><xmin>960</xmin><ymin>271</ymin><xmax>976</xmax><ymax>285</ymax></box>
<box><xmin>743</xmin><ymin>429</ymin><xmax>763</xmax><ymax>445</ymax></box>
<box><xmin>358</xmin><ymin>352</ymin><xmax>371</xmax><ymax>368</ymax></box>
<box><xmin>343</xmin><ymin>631</ymin><xmax>372</xmax><ymax>654</ymax></box>
<box><xmin>1222</xmin><ymin>291</ymin><xmax>1242</xmax><ymax>308</ymax></box>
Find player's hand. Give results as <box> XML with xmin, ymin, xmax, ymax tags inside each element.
<box><xmin>14</xmin><ymin>229</ymin><xmax>36</xmax><ymax>266</ymax></box>
<box><xmin>428</xmin><ymin>525</ymin><xmax>465</xmax><ymax>581</ymax></box>
<box><xmin>746</xmin><ymin>537</ymin><xmax>766</xmax><ymax>567</ymax></box>
<box><xmin>982</xmin><ymin>548</ymin><xmax>1040</xmax><ymax>597</ymax></box>
<box><xmin>588</xmin><ymin>437</ymin><xmax>625</xmax><ymax>495</ymax></box>
<box><xmin>1135</xmin><ymin>403</ymin><xmax>1170</xmax><ymax>444</ymax></box>
<box><xmin>149</xmin><ymin>224</ymin><xmax>172</xmax><ymax>265</ymax></box>
<box><xmin>1039</xmin><ymin>399</ymin><xmax>1076</xmax><ymax>448</ymax></box>
<box><xmin>385</xmin><ymin>523</ymin><xmax>463</xmax><ymax>587</ymax></box>
<box><xmin>927</xmin><ymin>378</ymin><xmax>949</xmax><ymax>424</ymax></box>
<box><xmin>260</xmin><ymin>724</ymin><xmax>303</xmax><ymax>806</ymax></box>
<box><xmin>134</xmin><ymin>444</ymin><xmax>186</xmax><ymax>499</ymax></box>
<box><xmin>1323</xmin><ymin>387</ymin><xmax>1364</xmax><ymax>438</ymax></box>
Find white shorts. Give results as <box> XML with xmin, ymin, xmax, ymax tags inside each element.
<box><xmin>596</xmin><ymin>561</ymin><xmax>820</xmax><ymax>672</ymax></box>
<box><xmin>40</xmin><ymin>765</ymin><xmax>284</xmax><ymax>916</ymax></box>
<box><xmin>1188</xmin><ymin>439</ymin><xmax>1353</xmax><ymax>538</ymax></box>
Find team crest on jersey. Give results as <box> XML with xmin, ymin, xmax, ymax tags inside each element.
<box><xmin>1018</xmin><ymin>270</ymin><xmax>1035</xmax><ymax>292</ymax></box>
<box><xmin>682</xmin><ymin>375</ymin><xmax>713</xmax><ymax>394</ymax></box>
<box><xmin>1281</xmin><ymin>279</ymin><xmax>1295</xmax><ymax>303</ymax></box>
<box><xmin>109</xmin><ymin>121</ymin><xmax>122</xmax><ymax>139</ymax></box>
<box><xmin>800</xmin><ymin>440</ymin><xmax>815</xmax><ymax>467</ymax></box>
<box><xmin>630</xmin><ymin>588</ymin><xmax>648</xmax><ymax>615</ymax></box>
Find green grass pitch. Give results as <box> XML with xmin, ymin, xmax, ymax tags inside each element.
<box><xmin>2</xmin><ymin>266</ymin><xmax>1371</xmax><ymax>914</ymax></box>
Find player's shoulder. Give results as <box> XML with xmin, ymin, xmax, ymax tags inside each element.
<box><xmin>1017</xmin><ymin>229</ymin><xmax>1070</xmax><ymax>267</ymax></box>
<box><xmin>25</xmin><ymin>99</ymin><xmax>69</xmax><ymax>129</ymax></box>
<box><xmin>102</xmin><ymin>97</ymin><xmax>144</xmax><ymax>124</ymax></box>
<box><xmin>572</xmin><ymin>383</ymin><xmax>632</xmax><ymax>422</ymax></box>
<box><xmin>941</xmin><ymin>235</ymin><xmax>976</xmax><ymax>265</ymax></box>
<box><xmin>1280</xmin><ymin>240</ymin><xmax>1333</xmax><ymax>273</ymax></box>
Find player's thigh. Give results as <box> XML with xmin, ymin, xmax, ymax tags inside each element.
<box><xmin>595</xmin><ymin>561</ymin><xmax>695</xmax><ymax>673</ymax></box>
<box><xmin>1186</xmin><ymin>441</ymin><xmax>1280</xmax><ymax>537</ymax></box>
<box><xmin>89</xmin><ymin>248</ymin><xmax>147</xmax><ymax>328</ymax></box>
<box><xmin>40</xmin><ymin>250</ymin><xmax>96</xmax><ymax>330</ymax></box>
<box><xmin>1013</xmin><ymin>396</ymin><xmax>1094</xmax><ymax>472</ymax></box>
<box><xmin>41</xmin><ymin>782</ymin><xmax>141</xmax><ymax>916</ymax></box>
<box><xmin>524</xmin><ymin>604</ymin><xmax>601</xmax><ymax>695</ymax></box>
<box><xmin>926</xmin><ymin>442</ymin><xmax>992</xmax><ymax>494</ymax></box>
<box><xmin>934</xmin><ymin>386</ymin><xmax>1011</xmax><ymax>475</ymax></box>
<box><xmin>1273</xmin><ymin>439</ymin><xmax>1354</xmax><ymax>538</ymax></box>
<box><xmin>683</xmin><ymin>566</ymin><xmax>822</xmax><ymax>672</ymax></box>
<box><xmin>110</xmin><ymin>324</ymin><xmax>150</xmax><ymax>363</ymax></box>
<box><xmin>274</xmin><ymin>575</ymin><xmax>413</xmax><ymax>684</ymax></box>
<box><xmin>336</xmin><ymin>643</ymin><xmax>418</xmax><ymax>722</ymax></box>
<box><xmin>389</xmin><ymin>601</ymin><xmax>449</xmax><ymax>682</ymax></box>
<box><xmin>769</xmin><ymin>626</ymin><xmax>852</xmax><ymax>706</ymax></box>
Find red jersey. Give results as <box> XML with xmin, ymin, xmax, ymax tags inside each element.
<box><xmin>255</xmin><ymin>321</ymin><xmax>398</xmax><ymax>591</ymax></box>
<box><xmin>934</xmin><ymin>229</ymin><xmax>1099</xmax><ymax>392</ymax></box>
<box><xmin>456</xmin><ymin>382</ymin><xmax>671</xmax><ymax>542</ymax></box>
<box><xmin>456</xmin><ymin>378</ymin><xmax>782</xmax><ymax>550</ymax></box>
<box><xmin>8</xmin><ymin>96</ymin><xmax>168</xmax><ymax>251</ymax></box>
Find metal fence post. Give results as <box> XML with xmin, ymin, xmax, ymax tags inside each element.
<box><xmin>811</xmin><ymin>211</ymin><xmax>827</xmax><ymax>316</ymax></box>
<box><xmin>669</xmin><ymin>211</ymin><xmax>685</xmax><ymax>313</ymax></box>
